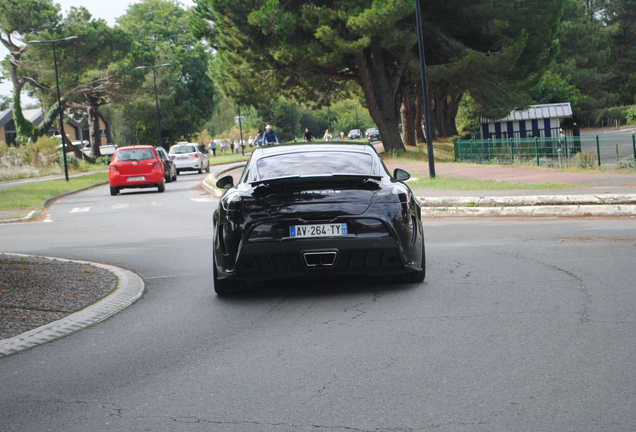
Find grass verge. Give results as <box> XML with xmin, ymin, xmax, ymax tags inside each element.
<box><xmin>0</xmin><ymin>173</ymin><xmax>108</xmax><ymax>211</ymax></box>
<box><xmin>208</xmin><ymin>153</ymin><xmax>251</xmax><ymax>165</ymax></box>
<box><xmin>405</xmin><ymin>176</ymin><xmax>574</xmax><ymax>191</ymax></box>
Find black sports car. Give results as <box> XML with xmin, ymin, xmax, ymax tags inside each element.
<box><xmin>213</xmin><ymin>143</ymin><xmax>425</xmax><ymax>294</ymax></box>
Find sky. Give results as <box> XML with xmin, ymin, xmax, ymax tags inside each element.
<box><xmin>1</xmin><ymin>0</ymin><xmax>195</xmax><ymax>103</ymax></box>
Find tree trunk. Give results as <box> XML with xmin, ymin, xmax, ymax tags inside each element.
<box><xmin>354</xmin><ymin>45</ymin><xmax>406</xmax><ymax>153</ymax></box>
<box><xmin>415</xmin><ymin>89</ymin><xmax>425</xmax><ymax>143</ymax></box>
<box><xmin>401</xmin><ymin>86</ymin><xmax>416</xmax><ymax>147</ymax></box>
<box><xmin>86</xmin><ymin>95</ymin><xmax>102</xmax><ymax>158</ymax></box>
<box><xmin>58</xmin><ymin>117</ymin><xmax>94</xmax><ymax>163</ymax></box>
<box><xmin>429</xmin><ymin>80</ymin><xmax>462</xmax><ymax>138</ymax></box>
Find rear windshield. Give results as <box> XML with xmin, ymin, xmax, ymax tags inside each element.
<box><xmin>114</xmin><ymin>149</ymin><xmax>155</xmax><ymax>162</ymax></box>
<box><xmin>170</xmin><ymin>146</ymin><xmax>196</xmax><ymax>154</ymax></box>
<box><xmin>256</xmin><ymin>152</ymin><xmax>374</xmax><ymax>180</ymax></box>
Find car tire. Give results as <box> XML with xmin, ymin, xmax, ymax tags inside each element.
<box><xmin>394</xmin><ymin>244</ymin><xmax>425</xmax><ymax>283</ymax></box>
<box><xmin>165</xmin><ymin>173</ymin><xmax>172</xmax><ymax>183</ymax></box>
<box><xmin>198</xmin><ymin>168</ymin><xmax>203</xmax><ymax>174</ymax></box>
<box><xmin>110</xmin><ymin>186</ymin><xmax>119</xmax><ymax>196</ymax></box>
<box><xmin>158</xmin><ymin>180</ymin><xmax>165</xmax><ymax>193</ymax></box>
<box><xmin>205</xmin><ymin>165</ymin><xmax>210</xmax><ymax>173</ymax></box>
<box><xmin>176</xmin><ymin>169</ymin><xmax>181</xmax><ymax>175</ymax></box>
<box><xmin>172</xmin><ymin>171</ymin><xmax>177</xmax><ymax>181</ymax></box>
<box><xmin>213</xmin><ymin>255</ymin><xmax>247</xmax><ymax>295</ymax></box>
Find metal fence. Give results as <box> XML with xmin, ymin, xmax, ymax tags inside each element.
<box><xmin>453</xmin><ymin>134</ymin><xmax>636</xmax><ymax>169</ymax></box>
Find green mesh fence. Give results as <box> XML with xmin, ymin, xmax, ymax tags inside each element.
<box><xmin>453</xmin><ymin>134</ymin><xmax>636</xmax><ymax>169</ymax></box>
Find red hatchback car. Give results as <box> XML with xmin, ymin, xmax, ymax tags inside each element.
<box><xmin>108</xmin><ymin>146</ymin><xmax>165</xmax><ymax>196</ymax></box>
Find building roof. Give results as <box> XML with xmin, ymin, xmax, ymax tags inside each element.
<box><xmin>481</xmin><ymin>103</ymin><xmax>573</xmax><ymax>123</ymax></box>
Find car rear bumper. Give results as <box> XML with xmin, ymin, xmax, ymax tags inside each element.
<box><xmin>174</xmin><ymin>159</ymin><xmax>203</xmax><ymax>170</ymax></box>
<box><xmin>109</xmin><ymin>171</ymin><xmax>164</xmax><ymax>188</ymax></box>
<box><xmin>217</xmin><ymin>236</ymin><xmax>416</xmax><ymax>281</ymax></box>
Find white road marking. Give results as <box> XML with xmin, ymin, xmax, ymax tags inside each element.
<box><xmin>191</xmin><ymin>198</ymin><xmax>212</xmax><ymax>202</ymax></box>
<box><xmin>112</xmin><ymin>203</ymin><xmax>129</xmax><ymax>209</ymax></box>
<box><xmin>70</xmin><ymin>207</ymin><xmax>90</xmax><ymax>213</ymax></box>
<box><xmin>152</xmin><ymin>202</ymin><xmax>162</xmax><ymax>206</ymax></box>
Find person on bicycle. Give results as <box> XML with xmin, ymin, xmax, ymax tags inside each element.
<box><xmin>263</xmin><ymin>125</ymin><xmax>280</xmax><ymax>146</ymax></box>
<box><xmin>253</xmin><ymin>130</ymin><xmax>264</xmax><ymax>147</ymax></box>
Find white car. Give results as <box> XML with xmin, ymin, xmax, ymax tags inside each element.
<box><xmin>169</xmin><ymin>143</ymin><xmax>210</xmax><ymax>174</ymax></box>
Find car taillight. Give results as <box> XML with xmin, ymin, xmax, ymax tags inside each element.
<box><xmin>109</xmin><ymin>165</ymin><xmax>118</xmax><ymax>172</ymax></box>
<box><xmin>190</xmin><ymin>154</ymin><xmax>199</xmax><ymax>158</ymax></box>
<box><xmin>154</xmin><ymin>163</ymin><xmax>161</xmax><ymax>169</ymax></box>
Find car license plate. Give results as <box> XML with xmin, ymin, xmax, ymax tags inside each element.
<box><xmin>290</xmin><ymin>223</ymin><xmax>347</xmax><ymax>238</ymax></box>
<box><xmin>127</xmin><ymin>176</ymin><xmax>145</xmax><ymax>181</ymax></box>
<box><xmin>177</xmin><ymin>156</ymin><xmax>188</xmax><ymax>160</ymax></box>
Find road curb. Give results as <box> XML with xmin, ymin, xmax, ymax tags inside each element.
<box><xmin>0</xmin><ymin>254</ymin><xmax>145</xmax><ymax>357</ymax></box>
<box><xmin>418</xmin><ymin>194</ymin><xmax>636</xmax><ymax>207</ymax></box>
<box><xmin>203</xmin><ymin>162</ymin><xmax>247</xmax><ymax>197</ymax></box>
<box><xmin>421</xmin><ymin>204</ymin><xmax>636</xmax><ymax>217</ymax></box>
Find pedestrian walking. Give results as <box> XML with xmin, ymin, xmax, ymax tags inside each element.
<box><xmin>248</xmin><ymin>136</ymin><xmax>253</xmax><ymax>148</ymax></box>
<box><xmin>323</xmin><ymin>129</ymin><xmax>332</xmax><ymax>141</ymax></box>
<box><xmin>210</xmin><ymin>140</ymin><xmax>216</xmax><ymax>157</ymax></box>
<box><xmin>303</xmin><ymin>128</ymin><xmax>313</xmax><ymax>142</ymax></box>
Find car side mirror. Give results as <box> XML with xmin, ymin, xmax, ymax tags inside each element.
<box><xmin>393</xmin><ymin>168</ymin><xmax>410</xmax><ymax>181</ymax></box>
<box><xmin>216</xmin><ymin>175</ymin><xmax>234</xmax><ymax>189</ymax></box>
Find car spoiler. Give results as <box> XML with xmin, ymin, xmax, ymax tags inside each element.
<box><xmin>250</xmin><ymin>173</ymin><xmax>383</xmax><ymax>186</ymax></box>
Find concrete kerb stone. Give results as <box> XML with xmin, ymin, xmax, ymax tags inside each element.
<box><xmin>421</xmin><ymin>205</ymin><xmax>636</xmax><ymax>218</ymax></box>
<box><xmin>0</xmin><ymin>253</ymin><xmax>145</xmax><ymax>357</ymax></box>
<box><xmin>203</xmin><ymin>162</ymin><xmax>247</xmax><ymax>197</ymax></box>
<box><xmin>418</xmin><ymin>194</ymin><xmax>636</xmax><ymax>207</ymax></box>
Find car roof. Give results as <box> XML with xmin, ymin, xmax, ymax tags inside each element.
<box><xmin>116</xmin><ymin>145</ymin><xmax>154</xmax><ymax>151</ymax></box>
<box><xmin>252</xmin><ymin>142</ymin><xmax>377</xmax><ymax>158</ymax></box>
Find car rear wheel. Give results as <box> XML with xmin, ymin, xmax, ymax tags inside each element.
<box><xmin>165</xmin><ymin>173</ymin><xmax>172</xmax><ymax>183</ymax></box>
<box><xmin>110</xmin><ymin>186</ymin><xmax>119</xmax><ymax>196</ymax></box>
<box><xmin>394</xmin><ymin>244</ymin><xmax>425</xmax><ymax>283</ymax></box>
<box><xmin>213</xmin><ymin>255</ymin><xmax>247</xmax><ymax>295</ymax></box>
<box><xmin>172</xmin><ymin>170</ymin><xmax>177</xmax><ymax>181</ymax></box>
<box><xmin>198</xmin><ymin>168</ymin><xmax>203</xmax><ymax>174</ymax></box>
<box><xmin>158</xmin><ymin>180</ymin><xmax>165</xmax><ymax>193</ymax></box>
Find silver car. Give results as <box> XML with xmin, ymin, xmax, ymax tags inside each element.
<box><xmin>169</xmin><ymin>143</ymin><xmax>210</xmax><ymax>175</ymax></box>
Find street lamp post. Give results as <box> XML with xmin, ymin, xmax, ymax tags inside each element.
<box><xmin>28</xmin><ymin>36</ymin><xmax>78</xmax><ymax>181</ymax></box>
<box><xmin>134</xmin><ymin>63</ymin><xmax>171</xmax><ymax>149</ymax></box>
<box><xmin>414</xmin><ymin>0</ymin><xmax>436</xmax><ymax>178</ymax></box>
<box><xmin>237</xmin><ymin>105</ymin><xmax>244</xmax><ymax>156</ymax></box>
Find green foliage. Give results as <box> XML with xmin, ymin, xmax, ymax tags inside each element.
<box><xmin>527</xmin><ymin>71</ymin><xmax>582</xmax><ymax>105</ymax></box>
<box><xmin>0</xmin><ymin>95</ymin><xmax>10</xmax><ymax>110</ymax></box>
<box><xmin>552</xmin><ymin>0</ymin><xmax>617</xmax><ymax>111</ymax></box>
<box><xmin>625</xmin><ymin>107</ymin><xmax>636</xmax><ymax>125</ymax></box>
<box><xmin>0</xmin><ymin>0</ymin><xmax>59</xmax><ymax>36</ymax></box>
<box><xmin>115</xmin><ymin>0</ymin><xmax>216</xmax><ymax>146</ymax></box>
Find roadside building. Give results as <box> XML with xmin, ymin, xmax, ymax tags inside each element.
<box><xmin>480</xmin><ymin>103</ymin><xmax>573</xmax><ymax>140</ymax></box>
<box><xmin>0</xmin><ymin>108</ymin><xmax>112</xmax><ymax>146</ymax></box>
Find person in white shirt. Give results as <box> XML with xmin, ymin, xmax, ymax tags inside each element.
<box><xmin>323</xmin><ymin>129</ymin><xmax>332</xmax><ymax>141</ymax></box>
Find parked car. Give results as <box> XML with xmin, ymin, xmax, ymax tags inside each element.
<box><xmin>169</xmin><ymin>142</ymin><xmax>210</xmax><ymax>174</ymax></box>
<box><xmin>366</xmin><ymin>128</ymin><xmax>381</xmax><ymax>142</ymax></box>
<box><xmin>82</xmin><ymin>142</ymin><xmax>116</xmax><ymax>156</ymax></box>
<box><xmin>212</xmin><ymin>142</ymin><xmax>425</xmax><ymax>294</ymax></box>
<box><xmin>348</xmin><ymin>129</ymin><xmax>361</xmax><ymax>140</ymax></box>
<box><xmin>108</xmin><ymin>145</ymin><xmax>165</xmax><ymax>196</ymax></box>
<box><xmin>155</xmin><ymin>146</ymin><xmax>177</xmax><ymax>183</ymax></box>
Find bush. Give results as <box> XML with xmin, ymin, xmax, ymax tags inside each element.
<box><xmin>95</xmin><ymin>156</ymin><xmax>112</xmax><ymax>165</ymax></box>
<box><xmin>627</xmin><ymin>108</ymin><xmax>636</xmax><ymax>125</ymax></box>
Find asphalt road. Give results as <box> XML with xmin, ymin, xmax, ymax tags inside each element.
<box><xmin>1</xmin><ymin>172</ymin><xmax>635</xmax><ymax>431</ymax></box>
